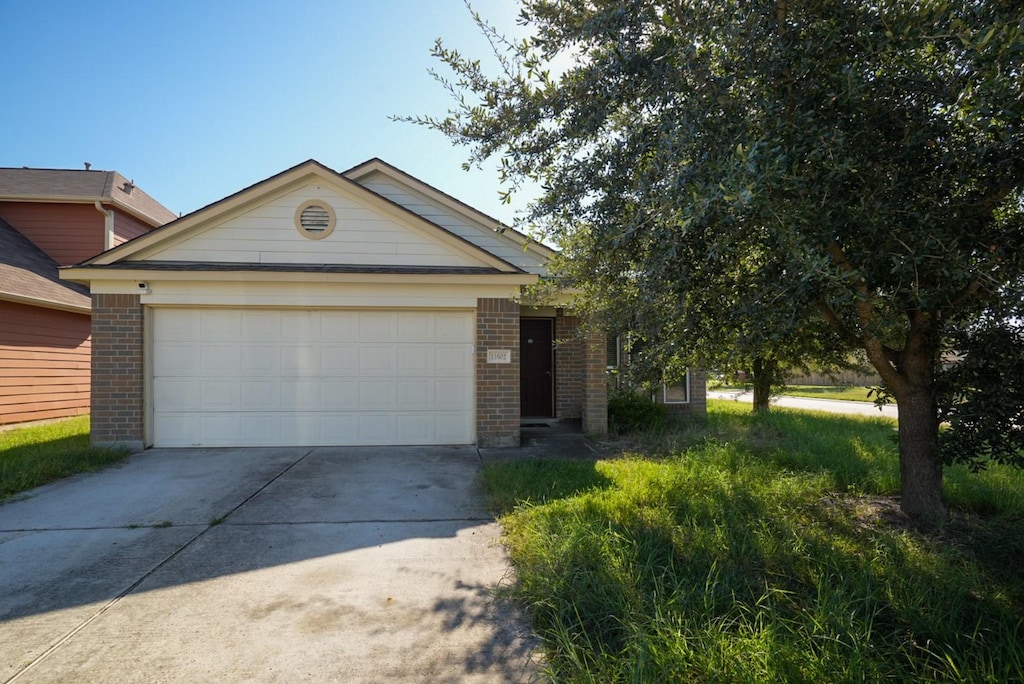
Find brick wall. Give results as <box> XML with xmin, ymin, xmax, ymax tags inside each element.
<box><xmin>658</xmin><ymin>368</ymin><xmax>708</xmax><ymax>417</ymax></box>
<box><xmin>554</xmin><ymin>313</ymin><xmax>582</xmax><ymax>419</ymax></box>
<box><xmin>476</xmin><ymin>298</ymin><xmax>520</xmax><ymax>447</ymax></box>
<box><xmin>581</xmin><ymin>327</ymin><xmax>608</xmax><ymax>433</ymax></box>
<box><xmin>91</xmin><ymin>293</ymin><xmax>144</xmax><ymax>450</ymax></box>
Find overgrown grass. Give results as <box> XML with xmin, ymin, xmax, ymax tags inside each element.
<box><xmin>0</xmin><ymin>416</ymin><xmax>129</xmax><ymax>500</ymax></box>
<box><xmin>485</xmin><ymin>400</ymin><xmax>1024</xmax><ymax>682</ymax></box>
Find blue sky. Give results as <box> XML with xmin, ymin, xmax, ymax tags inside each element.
<box><xmin>0</xmin><ymin>1</ymin><xmax>533</xmax><ymax>224</ymax></box>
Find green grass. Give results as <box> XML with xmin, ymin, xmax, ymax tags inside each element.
<box><xmin>484</xmin><ymin>400</ymin><xmax>1024</xmax><ymax>682</ymax></box>
<box><xmin>0</xmin><ymin>416</ymin><xmax>129</xmax><ymax>500</ymax></box>
<box><xmin>781</xmin><ymin>385</ymin><xmax>878</xmax><ymax>402</ymax></box>
<box><xmin>713</xmin><ymin>383</ymin><xmax>878</xmax><ymax>402</ymax></box>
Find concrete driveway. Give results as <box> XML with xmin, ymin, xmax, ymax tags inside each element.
<box><xmin>0</xmin><ymin>447</ymin><xmax>537</xmax><ymax>683</ymax></box>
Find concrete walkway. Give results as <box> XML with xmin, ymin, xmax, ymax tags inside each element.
<box><xmin>708</xmin><ymin>390</ymin><xmax>899</xmax><ymax>419</ymax></box>
<box><xmin>0</xmin><ymin>447</ymin><xmax>537</xmax><ymax>683</ymax></box>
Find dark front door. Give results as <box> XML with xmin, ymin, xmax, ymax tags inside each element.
<box><xmin>520</xmin><ymin>318</ymin><xmax>554</xmax><ymax>417</ymax></box>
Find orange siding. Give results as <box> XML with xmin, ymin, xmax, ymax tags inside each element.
<box><xmin>0</xmin><ymin>300</ymin><xmax>91</xmax><ymax>425</ymax></box>
<box><xmin>112</xmin><ymin>209</ymin><xmax>158</xmax><ymax>246</ymax></box>
<box><xmin>0</xmin><ymin>202</ymin><xmax>105</xmax><ymax>265</ymax></box>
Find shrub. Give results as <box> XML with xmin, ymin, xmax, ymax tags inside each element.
<box><xmin>608</xmin><ymin>390</ymin><xmax>666</xmax><ymax>433</ymax></box>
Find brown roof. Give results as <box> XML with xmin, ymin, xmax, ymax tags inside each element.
<box><xmin>0</xmin><ymin>167</ymin><xmax>176</xmax><ymax>226</ymax></box>
<box><xmin>0</xmin><ymin>218</ymin><xmax>90</xmax><ymax>312</ymax></box>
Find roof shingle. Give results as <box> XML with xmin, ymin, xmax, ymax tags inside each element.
<box><xmin>0</xmin><ymin>167</ymin><xmax>176</xmax><ymax>226</ymax></box>
<box><xmin>0</xmin><ymin>218</ymin><xmax>91</xmax><ymax>311</ymax></box>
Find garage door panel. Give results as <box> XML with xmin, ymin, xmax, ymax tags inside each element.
<box><xmin>280</xmin><ymin>380</ymin><xmax>322</xmax><ymax>409</ymax></box>
<box><xmin>436</xmin><ymin>414</ymin><xmax>473</xmax><ymax>443</ymax></box>
<box><xmin>358</xmin><ymin>414</ymin><xmax>396</xmax><ymax>443</ymax></box>
<box><xmin>320</xmin><ymin>346</ymin><xmax>357</xmax><ymax>374</ymax></box>
<box><xmin>397</xmin><ymin>312</ymin><xmax>434</xmax><ymax>341</ymax></box>
<box><xmin>152</xmin><ymin>308</ymin><xmax>474</xmax><ymax>447</ymax></box>
<box><xmin>396</xmin><ymin>381</ymin><xmax>432</xmax><ymax>409</ymax></box>
<box><xmin>241</xmin><ymin>310</ymin><xmax>282</xmax><ymax>340</ymax></box>
<box><xmin>280</xmin><ymin>346</ymin><xmax>320</xmax><ymax>374</ymax></box>
<box><xmin>279</xmin><ymin>415</ymin><xmax>321</xmax><ymax>444</ymax></box>
<box><xmin>396</xmin><ymin>414</ymin><xmax>433</xmax><ymax>442</ymax></box>
<box><xmin>201</xmin><ymin>346</ymin><xmax>240</xmax><ymax>374</ymax></box>
<box><xmin>240</xmin><ymin>345</ymin><xmax>280</xmax><ymax>375</ymax></box>
<box><xmin>238</xmin><ymin>414</ymin><xmax>282</xmax><ymax>444</ymax></box>
<box><xmin>200</xmin><ymin>414</ymin><xmax>241</xmax><ymax>445</ymax></box>
<box><xmin>396</xmin><ymin>346</ymin><xmax>433</xmax><ymax>374</ymax></box>
<box><xmin>321</xmin><ymin>380</ymin><xmax>358</xmax><ymax>409</ymax></box>
<box><xmin>435</xmin><ymin>347</ymin><xmax>472</xmax><ymax>373</ymax></box>
<box><xmin>240</xmin><ymin>380</ymin><xmax>280</xmax><ymax>409</ymax></box>
<box><xmin>434</xmin><ymin>381</ymin><xmax>471</xmax><ymax>410</ymax></box>
<box><xmin>358</xmin><ymin>347</ymin><xmax>393</xmax><ymax>373</ymax></box>
<box><xmin>358</xmin><ymin>312</ymin><xmax>395</xmax><ymax>341</ymax></box>
<box><xmin>153</xmin><ymin>343</ymin><xmax>200</xmax><ymax>376</ymax></box>
<box><xmin>153</xmin><ymin>379</ymin><xmax>200</xmax><ymax>411</ymax></box>
<box><xmin>153</xmin><ymin>414</ymin><xmax>195</xmax><ymax>446</ymax></box>
<box><xmin>153</xmin><ymin>309</ymin><xmax>199</xmax><ymax>341</ymax></box>
<box><xmin>436</xmin><ymin>312</ymin><xmax>473</xmax><ymax>341</ymax></box>
<box><xmin>320</xmin><ymin>312</ymin><xmax>359</xmax><ymax>340</ymax></box>
<box><xmin>320</xmin><ymin>415</ymin><xmax>358</xmax><ymax>443</ymax></box>
<box><xmin>280</xmin><ymin>311</ymin><xmax>321</xmax><ymax>341</ymax></box>
<box><xmin>200</xmin><ymin>380</ymin><xmax>241</xmax><ymax>410</ymax></box>
<box><xmin>200</xmin><ymin>310</ymin><xmax>242</xmax><ymax>341</ymax></box>
<box><xmin>358</xmin><ymin>381</ymin><xmax>394</xmax><ymax>408</ymax></box>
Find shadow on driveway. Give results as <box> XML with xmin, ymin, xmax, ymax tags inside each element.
<box><xmin>0</xmin><ymin>446</ymin><xmax>538</xmax><ymax>682</ymax></box>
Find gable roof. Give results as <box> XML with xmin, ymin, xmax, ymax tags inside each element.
<box><xmin>0</xmin><ymin>167</ymin><xmax>176</xmax><ymax>227</ymax></box>
<box><xmin>77</xmin><ymin>159</ymin><xmax>528</xmax><ymax>275</ymax></box>
<box><xmin>343</xmin><ymin>158</ymin><xmax>556</xmax><ymax>263</ymax></box>
<box><xmin>0</xmin><ymin>218</ymin><xmax>90</xmax><ymax>313</ymax></box>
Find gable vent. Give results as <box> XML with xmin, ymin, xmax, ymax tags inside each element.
<box><xmin>294</xmin><ymin>200</ymin><xmax>336</xmax><ymax>240</ymax></box>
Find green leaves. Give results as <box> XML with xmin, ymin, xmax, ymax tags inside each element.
<box><xmin>411</xmin><ymin>0</ymin><xmax>1024</xmax><ymax>485</ymax></box>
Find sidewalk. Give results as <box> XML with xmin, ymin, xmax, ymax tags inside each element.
<box><xmin>707</xmin><ymin>390</ymin><xmax>899</xmax><ymax>419</ymax></box>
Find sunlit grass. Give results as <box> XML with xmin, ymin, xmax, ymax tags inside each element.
<box><xmin>485</xmin><ymin>400</ymin><xmax>1024</xmax><ymax>682</ymax></box>
<box><xmin>0</xmin><ymin>416</ymin><xmax>128</xmax><ymax>500</ymax></box>
<box><xmin>712</xmin><ymin>383</ymin><xmax>878</xmax><ymax>402</ymax></box>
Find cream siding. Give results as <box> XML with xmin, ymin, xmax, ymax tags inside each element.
<box><xmin>140</xmin><ymin>183</ymin><xmax>483</xmax><ymax>268</ymax></box>
<box><xmin>86</xmin><ymin>279</ymin><xmax>521</xmax><ymax>309</ymax></box>
<box><xmin>358</xmin><ymin>173</ymin><xmax>549</xmax><ymax>275</ymax></box>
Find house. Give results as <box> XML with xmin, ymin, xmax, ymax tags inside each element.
<box><xmin>0</xmin><ymin>168</ymin><xmax>175</xmax><ymax>425</ymax></box>
<box><xmin>62</xmin><ymin>159</ymin><xmax>704</xmax><ymax>450</ymax></box>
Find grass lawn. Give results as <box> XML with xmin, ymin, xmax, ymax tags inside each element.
<box><xmin>484</xmin><ymin>400</ymin><xmax>1024</xmax><ymax>682</ymax></box>
<box><xmin>0</xmin><ymin>416</ymin><xmax>129</xmax><ymax>501</ymax></box>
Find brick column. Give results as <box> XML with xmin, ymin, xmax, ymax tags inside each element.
<box><xmin>581</xmin><ymin>325</ymin><xmax>608</xmax><ymax>434</ymax></box>
<box><xmin>476</xmin><ymin>298</ymin><xmax>520</xmax><ymax>447</ymax></box>
<box><xmin>91</xmin><ymin>293</ymin><xmax>145</xmax><ymax>451</ymax></box>
<box><xmin>554</xmin><ymin>313</ymin><xmax>582</xmax><ymax>420</ymax></box>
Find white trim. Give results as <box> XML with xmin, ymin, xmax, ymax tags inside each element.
<box><xmin>662</xmin><ymin>371</ymin><xmax>691</xmax><ymax>404</ymax></box>
<box><xmin>0</xmin><ymin>292</ymin><xmax>90</xmax><ymax>314</ymax></box>
<box><xmin>294</xmin><ymin>199</ymin><xmax>336</xmax><ymax>240</ymax></box>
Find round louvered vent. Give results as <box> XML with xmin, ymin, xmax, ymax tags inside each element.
<box><xmin>294</xmin><ymin>200</ymin><xmax>336</xmax><ymax>239</ymax></box>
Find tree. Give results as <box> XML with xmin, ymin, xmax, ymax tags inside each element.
<box><xmin>409</xmin><ymin>0</ymin><xmax>1024</xmax><ymax>524</ymax></box>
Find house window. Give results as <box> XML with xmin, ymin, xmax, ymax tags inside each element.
<box><xmin>606</xmin><ymin>334</ymin><xmax>620</xmax><ymax>369</ymax></box>
<box><xmin>663</xmin><ymin>371</ymin><xmax>690</xmax><ymax>404</ymax></box>
<box><xmin>295</xmin><ymin>200</ymin><xmax>336</xmax><ymax>240</ymax></box>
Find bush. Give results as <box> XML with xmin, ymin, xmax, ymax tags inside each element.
<box><xmin>608</xmin><ymin>391</ymin><xmax>666</xmax><ymax>433</ymax></box>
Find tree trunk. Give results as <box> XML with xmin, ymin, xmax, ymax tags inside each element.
<box><xmin>894</xmin><ymin>389</ymin><xmax>948</xmax><ymax>526</ymax></box>
<box><xmin>751</xmin><ymin>357</ymin><xmax>776</xmax><ymax>413</ymax></box>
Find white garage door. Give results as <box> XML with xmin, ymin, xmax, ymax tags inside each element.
<box><xmin>151</xmin><ymin>308</ymin><xmax>474</xmax><ymax>447</ymax></box>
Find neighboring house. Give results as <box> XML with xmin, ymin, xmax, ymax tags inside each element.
<box><xmin>0</xmin><ymin>168</ymin><xmax>175</xmax><ymax>425</ymax></box>
<box><xmin>63</xmin><ymin>159</ymin><xmax>704</xmax><ymax>450</ymax></box>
